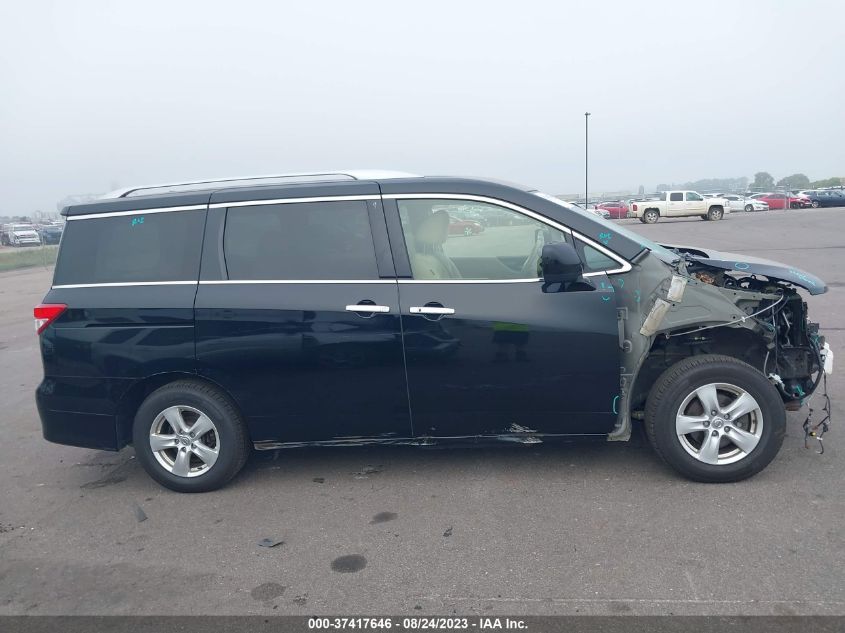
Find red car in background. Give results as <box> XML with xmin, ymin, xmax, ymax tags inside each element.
<box><xmin>751</xmin><ymin>193</ymin><xmax>811</xmax><ymax>210</ymax></box>
<box><xmin>448</xmin><ymin>218</ymin><xmax>484</xmax><ymax>236</ymax></box>
<box><xmin>594</xmin><ymin>201</ymin><xmax>630</xmax><ymax>219</ymax></box>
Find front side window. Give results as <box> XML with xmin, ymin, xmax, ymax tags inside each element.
<box><xmin>397</xmin><ymin>199</ymin><xmax>617</xmax><ymax>280</ymax></box>
<box><xmin>686</xmin><ymin>192</ymin><xmax>703</xmax><ymax>201</ymax></box>
<box><xmin>224</xmin><ymin>201</ymin><xmax>378</xmax><ymax>280</ymax></box>
<box><xmin>54</xmin><ymin>210</ymin><xmax>205</xmax><ymax>285</ymax></box>
<box><xmin>669</xmin><ymin>192</ymin><xmax>683</xmax><ymax>202</ymax></box>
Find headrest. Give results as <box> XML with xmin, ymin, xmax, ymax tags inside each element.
<box><xmin>414</xmin><ymin>210</ymin><xmax>450</xmax><ymax>248</ymax></box>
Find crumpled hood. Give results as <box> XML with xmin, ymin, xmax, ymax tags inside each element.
<box><xmin>661</xmin><ymin>243</ymin><xmax>828</xmax><ymax>295</ymax></box>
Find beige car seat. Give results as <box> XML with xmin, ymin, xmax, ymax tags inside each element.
<box><xmin>408</xmin><ymin>210</ymin><xmax>462</xmax><ymax>280</ymax></box>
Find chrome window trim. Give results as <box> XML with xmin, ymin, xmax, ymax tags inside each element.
<box><xmin>52</xmin><ymin>275</ymin><xmax>623</xmax><ymax>288</ymax></box>
<box><xmin>66</xmin><ymin>204</ymin><xmax>207</xmax><ymax>221</ymax></box>
<box><xmin>398</xmin><ymin>278</ymin><xmax>541</xmax><ymax>284</ymax></box>
<box><xmin>65</xmin><ymin>194</ymin><xmax>382</xmax><ymax>221</ymax></box>
<box><xmin>210</xmin><ymin>195</ymin><xmax>380</xmax><ymax>209</ymax></box>
<box><xmin>384</xmin><ymin>193</ymin><xmax>632</xmax><ymax>276</ymax></box>
<box><xmin>51</xmin><ymin>281</ymin><xmax>198</xmax><ymax>289</ymax></box>
<box><xmin>199</xmin><ymin>279</ymin><xmax>395</xmax><ymax>285</ymax></box>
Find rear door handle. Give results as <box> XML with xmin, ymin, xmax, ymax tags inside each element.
<box><xmin>410</xmin><ymin>306</ymin><xmax>455</xmax><ymax>315</ymax></box>
<box><xmin>345</xmin><ymin>304</ymin><xmax>390</xmax><ymax>313</ymax></box>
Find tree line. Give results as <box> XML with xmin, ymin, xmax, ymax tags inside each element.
<box><xmin>657</xmin><ymin>173</ymin><xmax>843</xmax><ymax>193</ymax></box>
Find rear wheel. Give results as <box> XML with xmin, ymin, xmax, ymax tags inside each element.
<box><xmin>463</xmin><ymin>226</ymin><xmax>473</xmax><ymax>236</ymax></box>
<box><xmin>133</xmin><ymin>381</ymin><xmax>251</xmax><ymax>492</ymax></box>
<box><xmin>707</xmin><ymin>206</ymin><xmax>724</xmax><ymax>221</ymax></box>
<box><xmin>642</xmin><ymin>209</ymin><xmax>659</xmax><ymax>224</ymax></box>
<box><xmin>645</xmin><ymin>355</ymin><xmax>785</xmax><ymax>483</ymax></box>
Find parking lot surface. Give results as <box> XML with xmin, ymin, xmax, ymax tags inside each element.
<box><xmin>0</xmin><ymin>208</ymin><xmax>842</xmax><ymax>616</ymax></box>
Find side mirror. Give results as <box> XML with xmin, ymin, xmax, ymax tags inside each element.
<box><xmin>540</xmin><ymin>242</ymin><xmax>583</xmax><ymax>284</ymax></box>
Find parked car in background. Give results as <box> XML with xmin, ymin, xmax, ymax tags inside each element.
<box><xmin>800</xmin><ymin>190</ymin><xmax>845</xmax><ymax>208</ymax></box>
<box><xmin>595</xmin><ymin>201</ymin><xmax>629</xmax><ymax>219</ymax></box>
<box><xmin>39</xmin><ymin>223</ymin><xmax>64</xmax><ymax>245</ymax></box>
<box><xmin>1</xmin><ymin>223</ymin><xmax>42</xmax><ymax>246</ymax></box>
<box><xmin>792</xmin><ymin>192</ymin><xmax>812</xmax><ymax>208</ymax></box>
<box><xmin>566</xmin><ymin>202</ymin><xmax>610</xmax><ymax>219</ymax></box>
<box><xmin>750</xmin><ymin>193</ymin><xmax>809</xmax><ymax>210</ymax></box>
<box><xmin>722</xmin><ymin>194</ymin><xmax>769</xmax><ymax>212</ymax></box>
<box><xmin>448</xmin><ymin>217</ymin><xmax>484</xmax><ymax>236</ymax></box>
<box><xmin>628</xmin><ymin>191</ymin><xmax>728</xmax><ymax>223</ymax></box>
<box><xmin>449</xmin><ymin>208</ymin><xmax>489</xmax><ymax>226</ymax></box>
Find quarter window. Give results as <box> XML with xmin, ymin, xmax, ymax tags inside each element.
<box><xmin>223</xmin><ymin>201</ymin><xmax>378</xmax><ymax>280</ymax></box>
<box><xmin>54</xmin><ymin>210</ymin><xmax>205</xmax><ymax>285</ymax></box>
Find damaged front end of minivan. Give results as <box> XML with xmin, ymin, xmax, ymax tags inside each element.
<box><xmin>613</xmin><ymin>243</ymin><xmax>833</xmax><ymax>443</ymax></box>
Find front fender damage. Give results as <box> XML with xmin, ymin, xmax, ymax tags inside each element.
<box><xmin>608</xmin><ymin>252</ymin><xmax>829</xmax><ymax>442</ymax></box>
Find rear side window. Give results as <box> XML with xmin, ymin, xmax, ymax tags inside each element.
<box><xmin>669</xmin><ymin>192</ymin><xmax>683</xmax><ymax>201</ymax></box>
<box><xmin>54</xmin><ymin>210</ymin><xmax>205</xmax><ymax>285</ymax></box>
<box><xmin>223</xmin><ymin>200</ymin><xmax>378</xmax><ymax>280</ymax></box>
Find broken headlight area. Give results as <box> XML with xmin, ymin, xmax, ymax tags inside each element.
<box><xmin>682</xmin><ymin>263</ymin><xmax>826</xmax><ymax>406</ymax></box>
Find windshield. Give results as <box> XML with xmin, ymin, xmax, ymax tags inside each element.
<box><xmin>533</xmin><ymin>192</ymin><xmax>680</xmax><ymax>264</ymax></box>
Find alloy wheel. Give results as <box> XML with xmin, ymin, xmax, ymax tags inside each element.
<box><xmin>675</xmin><ymin>383</ymin><xmax>763</xmax><ymax>466</ymax></box>
<box><xmin>149</xmin><ymin>405</ymin><xmax>220</xmax><ymax>477</ymax></box>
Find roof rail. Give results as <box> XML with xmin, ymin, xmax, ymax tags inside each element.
<box><xmin>101</xmin><ymin>170</ymin><xmax>419</xmax><ymax>199</ymax></box>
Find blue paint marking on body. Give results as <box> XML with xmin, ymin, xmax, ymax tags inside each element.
<box><xmin>634</xmin><ymin>289</ymin><xmax>641</xmax><ymax>303</ymax></box>
<box><xmin>733</xmin><ymin>262</ymin><xmax>750</xmax><ymax>270</ymax></box>
<box><xmin>612</xmin><ymin>395</ymin><xmax>619</xmax><ymax>414</ymax></box>
<box><xmin>788</xmin><ymin>269</ymin><xmax>817</xmax><ymax>287</ymax></box>
<box><xmin>601</xmin><ymin>295</ymin><xmax>611</xmax><ymax>302</ymax></box>
<box><xmin>131</xmin><ymin>217</ymin><xmax>145</xmax><ymax>227</ymax></box>
<box><xmin>598</xmin><ymin>232</ymin><xmax>613</xmax><ymax>245</ymax></box>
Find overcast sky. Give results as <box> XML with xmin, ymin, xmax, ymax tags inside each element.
<box><xmin>1</xmin><ymin>0</ymin><xmax>843</xmax><ymax>214</ymax></box>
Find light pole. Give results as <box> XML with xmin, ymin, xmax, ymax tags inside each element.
<box><xmin>584</xmin><ymin>112</ymin><xmax>591</xmax><ymax>208</ymax></box>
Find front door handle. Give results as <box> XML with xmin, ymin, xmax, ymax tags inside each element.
<box><xmin>410</xmin><ymin>306</ymin><xmax>455</xmax><ymax>315</ymax></box>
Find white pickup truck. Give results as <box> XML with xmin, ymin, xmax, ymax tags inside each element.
<box><xmin>628</xmin><ymin>191</ymin><xmax>729</xmax><ymax>224</ymax></box>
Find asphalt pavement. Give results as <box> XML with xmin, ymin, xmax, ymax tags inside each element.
<box><xmin>0</xmin><ymin>207</ymin><xmax>842</xmax><ymax>616</ymax></box>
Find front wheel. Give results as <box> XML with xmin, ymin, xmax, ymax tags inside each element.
<box><xmin>744</xmin><ymin>204</ymin><xmax>754</xmax><ymax>213</ymax></box>
<box><xmin>707</xmin><ymin>207</ymin><xmax>724</xmax><ymax>221</ymax></box>
<box><xmin>133</xmin><ymin>380</ymin><xmax>251</xmax><ymax>492</ymax></box>
<box><xmin>812</xmin><ymin>201</ymin><xmax>820</xmax><ymax>208</ymax></box>
<box><xmin>644</xmin><ymin>354</ymin><xmax>785</xmax><ymax>483</ymax></box>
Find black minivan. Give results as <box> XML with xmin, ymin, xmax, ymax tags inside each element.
<box><xmin>36</xmin><ymin>172</ymin><xmax>832</xmax><ymax>491</ymax></box>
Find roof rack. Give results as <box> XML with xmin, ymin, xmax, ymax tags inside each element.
<box><xmin>101</xmin><ymin>170</ymin><xmax>419</xmax><ymax>199</ymax></box>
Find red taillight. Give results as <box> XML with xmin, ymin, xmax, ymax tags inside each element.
<box><xmin>34</xmin><ymin>303</ymin><xmax>67</xmax><ymax>335</ymax></box>
<box><xmin>632</xmin><ymin>204</ymin><xmax>638</xmax><ymax>212</ymax></box>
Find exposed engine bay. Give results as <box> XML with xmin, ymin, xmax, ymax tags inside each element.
<box><xmin>627</xmin><ymin>248</ymin><xmax>830</xmax><ymax>418</ymax></box>
<box><xmin>684</xmin><ymin>262</ymin><xmax>825</xmax><ymax>404</ymax></box>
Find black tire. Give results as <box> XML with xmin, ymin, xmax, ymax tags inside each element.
<box><xmin>132</xmin><ymin>380</ymin><xmax>251</xmax><ymax>492</ymax></box>
<box><xmin>642</xmin><ymin>209</ymin><xmax>659</xmax><ymax>224</ymax></box>
<box><xmin>707</xmin><ymin>206</ymin><xmax>724</xmax><ymax>221</ymax></box>
<box><xmin>811</xmin><ymin>200</ymin><xmax>820</xmax><ymax>208</ymax></box>
<box><xmin>744</xmin><ymin>204</ymin><xmax>754</xmax><ymax>213</ymax></box>
<box><xmin>644</xmin><ymin>354</ymin><xmax>785</xmax><ymax>483</ymax></box>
